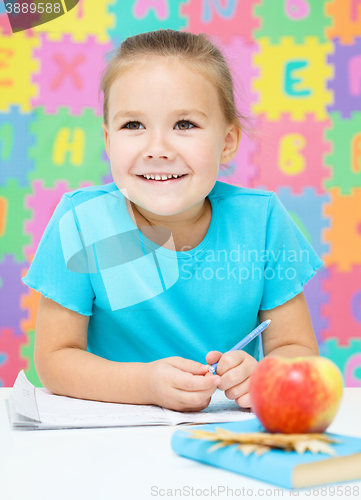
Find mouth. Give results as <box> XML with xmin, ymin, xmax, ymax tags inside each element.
<box><xmin>136</xmin><ymin>174</ymin><xmax>188</xmax><ymax>185</ymax></box>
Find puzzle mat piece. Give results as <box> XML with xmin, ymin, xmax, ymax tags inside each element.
<box><xmin>0</xmin><ymin>13</ymin><xmax>12</xmax><ymax>35</ymax></box>
<box><xmin>276</xmin><ymin>187</ymin><xmax>331</xmax><ymax>259</ymax></box>
<box><xmin>252</xmin><ymin>37</ymin><xmax>333</xmax><ymax>121</ymax></box>
<box><xmin>253</xmin><ymin>114</ymin><xmax>332</xmax><ymax>193</ymax></box>
<box><xmin>32</xmin><ymin>0</ymin><xmax>114</xmax><ymax>43</ymax></box>
<box><xmin>0</xmin><ymin>255</ymin><xmax>28</xmax><ymax>335</ymax></box>
<box><xmin>255</xmin><ymin>0</ymin><xmax>331</xmax><ymax>43</ymax></box>
<box><xmin>0</xmin><ymin>327</ymin><xmax>27</xmax><ymax>387</ymax></box>
<box><xmin>0</xmin><ymin>180</ymin><xmax>32</xmax><ymax>262</ymax></box>
<box><xmin>181</xmin><ymin>0</ymin><xmax>260</xmax><ymax>45</ymax></box>
<box><xmin>28</xmin><ymin>107</ymin><xmax>109</xmax><ymax>189</ymax></box>
<box><xmin>324</xmin><ymin>338</ymin><xmax>361</xmax><ymax>387</ymax></box>
<box><xmin>32</xmin><ymin>34</ymin><xmax>113</xmax><ymax>116</ymax></box>
<box><xmin>0</xmin><ymin>106</ymin><xmax>35</xmax><ymax>187</ymax></box>
<box><xmin>24</xmin><ymin>179</ymin><xmax>92</xmax><ymax>258</ymax></box>
<box><xmin>20</xmin><ymin>254</ymin><xmax>40</xmax><ymax>334</ymax></box>
<box><xmin>303</xmin><ymin>265</ymin><xmax>329</xmax><ymax>347</ymax></box>
<box><xmin>325</xmin><ymin>0</ymin><xmax>361</xmax><ymax>45</ymax></box>
<box><xmin>327</xmin><ymin>39</ymin><xmax>361</xmax><ymax>119</ymax></box>
<box><xmin>325</xmin><ymin>112</ymin><xmax>361</xmax><ymax>194</ymax></box>
<box><xmin>109</xmin><ymin>0</ymin><xmax>187</xmax><ymax>46</ymax></box>
<box><xmin>0</xmin><ymin>31</ymin><xmax>39</xmax><ymax>113</ymax></box>
<box><xmin>322</xmin><ymin>265</ymin><xmax>361</xmax><ymax>346</ymax></box>
<box><xmin>101</xmin><ymin>149</ymin><xmax>112</xmax><ymax>184</ymax></box>
<box><xmin>210</xmin><ymin>36</ymin><xmax>259</xmax><ymax>187</ymax></box>
<box><xmin>20</xmin><ymin>329</ymin><xmax>43</xmax><ymax>387</ymax></box>
<box><xmin>323</xmin><ymin>188</ymin><xmax>361</xmax><ymax>271</ymax></box>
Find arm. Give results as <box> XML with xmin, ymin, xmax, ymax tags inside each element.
<box><xmin>35</xmin><ymin>295</ymin><xmax>220</xmax><ymax>410</ymax></box>
<box><xmin>35</xmin><ymin>295</ymin><xmax>151</xmax><ymax>404</ymax></box>
<box><xmin>205</xmin><ymin>291</ymin><xmax>319</xmax><ymax>408</ymax></box>
<box><xmin>260</xmin><ymin>291</ymin><xmax>319</xmax><ymax>358</ymax></box>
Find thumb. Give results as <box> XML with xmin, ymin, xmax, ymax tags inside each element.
<box><xmin>206</xmin><ymin>350</ymin><xmax>223</xmax><ymax>366</ymax></box>
<box><xmin>167</xmin><ymin>356</ymin><xmax>209</xmax><ymax>375</ymax></box>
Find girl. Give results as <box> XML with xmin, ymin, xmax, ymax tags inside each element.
<box><xmin>23</xmin><ymin>29</ymin><xmax>321</xmax><ymax>412</ymax></box>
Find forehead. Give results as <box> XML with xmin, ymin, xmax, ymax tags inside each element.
<box><xmin>108</xmin><ymin>57</ymin><xmax>222</xmax><ymax>118</ymax></box>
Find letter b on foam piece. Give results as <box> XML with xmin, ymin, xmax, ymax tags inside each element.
<box><xmin>279</xmin><ymin>133</ymin><xmax>306</xmax><ymax>175</ymax></box>
<box><xmin>59</xmin><ymin>192</ymin><xmax>179</xmax><ymax>311</ymax></box>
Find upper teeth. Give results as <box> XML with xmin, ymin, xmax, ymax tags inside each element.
<box><xmin>142</xmin><ymin>174</ymin><xmax>183</xmax><ymax>180</ymax></box>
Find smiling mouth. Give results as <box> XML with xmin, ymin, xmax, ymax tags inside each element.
<box><xmin>137</xmin><ymin>174</ymin><xmax>188</xmax><ymax>184</ymax></box>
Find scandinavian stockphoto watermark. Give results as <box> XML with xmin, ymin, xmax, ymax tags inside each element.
<box><xmin>179</xmin><ymin>245</ymin><xmax>310</xmax><ymax>284</ymax></box>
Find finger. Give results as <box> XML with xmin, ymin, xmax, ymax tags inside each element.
<box><xmin>205</xmin><ymin>351</ymin><xmax>222</xmax><ymax>365</ymax></box>
<box><xmin>172</xmin><ymin>369</ymin><xmax>221</xmax><ymax>392</ymax></box>
<box><xmin>224</xmin><ymin>375</ymin><xmax>251</xmax><ymax>401</ymax></box>
<box><xmin>218</xmin><ymin>360</ymin><xmax>253</xmax><ymax>392</ymax></box>
<box><xmin>167</xmin><ymin>356</ymin><xmax>209</xmax><ymax>375</ymax></box>
<box><xmin>235</xmin><ymin>392</ymin><xmax>252</xmax><ymax>409</ymax></box>
<box><xmin>215</xmin><ymin>350</ymin><xmax>248</xmax><ymax>377</ymax></box>
<box><xmin>173</xmin><ymin>386</ymin><xmax>218</xmax><ymax>412</ymax></box>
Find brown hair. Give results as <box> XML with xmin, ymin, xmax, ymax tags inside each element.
<box><xmin>99</xmin><ymin>29</ymin><xmax>253</xmax><ymax>168</ymax></box>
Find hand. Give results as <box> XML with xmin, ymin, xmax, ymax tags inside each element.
<box><xmin>205</xmin><ymin>350</ymin><xmax>258</xmax><ymax>408</ymax></box>
<box><xmin>146</xmin><ymin>357</ymin><xmax>221</xmax><ymax>412</ymax></box>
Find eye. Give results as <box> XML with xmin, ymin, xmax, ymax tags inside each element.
<box><xmin>176</xmin><ymin>120</ymin><xmax>196</xmax><ymax>130</ymax></box>
<box><xmin>122</xmin><ymin>121</ymin><xmax>144</xmax><ymax>130</ymax></box>
<box><xmin>121</xmin><ymin>120</ymin><xmax>197</xmax><ymax>131</ymax></box>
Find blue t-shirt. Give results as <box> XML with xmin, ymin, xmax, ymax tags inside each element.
<box><xmin>22</xmin><ymin>180</ymin><xmax>323</xmax><ymax>364</ymax></box>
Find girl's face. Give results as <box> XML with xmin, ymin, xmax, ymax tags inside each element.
<box><xmin>103</xmin><ymin>57</ymin><xmax>238</xmax><ymax>218</ymax></box>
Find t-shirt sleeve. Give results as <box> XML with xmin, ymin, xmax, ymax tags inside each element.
<box><xmin>259</xmin><ymin>192</ymin><xmax>324</xmax><ymax>311</ymax></box>
<box><xmin>22</xmin><ymin>194</ymin><xmax>95</xmax><ymax>316</ymax></box>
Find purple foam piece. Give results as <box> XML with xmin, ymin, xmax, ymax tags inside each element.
<box><xmin>328</xmin><ymin>38</ymin><xmax>361</xmax><ymax>118</ymax></box>
<box><xmin>303</xmin><ymin>265</ymin><xmax>329</xmax><ymax>347</ymax></box>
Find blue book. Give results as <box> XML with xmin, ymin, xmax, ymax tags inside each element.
<box><xmin>171</xmin><ymin>418</ymin><xmax>361</xmax><ymax>489</ymax></box>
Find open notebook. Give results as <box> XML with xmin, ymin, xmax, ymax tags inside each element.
<box><xmin>7</xmin><ymin>370</ymin><xmax>255</xmax><ymax>430</ymax></box>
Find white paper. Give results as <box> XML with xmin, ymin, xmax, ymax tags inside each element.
<box><xmin>8</xmin><ymin>371</ymin><xmax>255</xmax><ymax>430</ymax></box>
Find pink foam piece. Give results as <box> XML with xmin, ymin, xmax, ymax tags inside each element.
<box><xmin>24</xmin><ymin>180</ymin><xmax>71</xmax><ymax>258</ymax></box>
<box><xmin>181</xmin><ymin>0</ymin><xmax>261</xmax><ymax>45</ymax></box>
<box><xmin>322</xmin><ymin>265</ymin><xmax>361</xmax><ymax>346</ymax></box>
<box><xmin>32</xmin><ymin>33</ymin><xmax>113</xmax><ymax>115</ymax></box>
<box><xmin>253</xmin><ymin>114</ymin><xmax>332</xmax><ymax>194</ymax></box>
<box><xmin>212</xmin><ymin>36</ymin><xmax>259</xmax><ymax>187</ymax></box>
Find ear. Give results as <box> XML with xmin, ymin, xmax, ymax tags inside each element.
<box><xmin>102</xmin><ymin>123</ymin><xmax>110</xmax><ymax>159</ymax></box>
<box><xmin>220</xmin><ymin>122</ymin><xmax>242</xmax><ymax>164</ymax></box>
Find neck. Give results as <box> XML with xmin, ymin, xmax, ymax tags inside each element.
<box><xmin>130</xmin><ymin>199</ymin><xmax>208</xmax><ymax>233</ymax></box>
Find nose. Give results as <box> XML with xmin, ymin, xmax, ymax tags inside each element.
<box><xmin>142</xmin><ymin>132</ymin><xmax>175</xmax><ymax>160</ymax></box>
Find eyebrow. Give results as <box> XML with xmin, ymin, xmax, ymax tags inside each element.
<box><xmin>112</xmin><ymin>109</ymin><xmax>208</xmax><ymax>123</ymax></box>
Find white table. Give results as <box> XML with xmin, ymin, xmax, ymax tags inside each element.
<box><xmin>0</xmin><ymin>388</ymin><xmax>360</xmax><ymax>500</ymax></box>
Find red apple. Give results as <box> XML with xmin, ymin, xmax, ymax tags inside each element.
<box><xmin>249</xmin><ymin>356</ymin><xmax>343</xmax><ymax>434</ymax></box>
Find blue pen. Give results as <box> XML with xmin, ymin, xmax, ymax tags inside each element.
<box><xmin>208</xmin><ymin>319</ymin><xmax>272</xmax><ymax>374</ymax></box>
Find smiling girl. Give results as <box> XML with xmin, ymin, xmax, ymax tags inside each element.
<box><xmin>23</xmin><ymin>29</ymin><xmax>322</xmax><ymax>412</ymax></box>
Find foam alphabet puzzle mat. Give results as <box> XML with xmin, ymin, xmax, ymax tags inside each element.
<box><xmin>0</xmin><ymin>0</ymin><xmax>360</xmax><ymax>387</ymax></box>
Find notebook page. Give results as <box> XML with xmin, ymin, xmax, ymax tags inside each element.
<box><xmin>11</xmin><ymin>370</ymin><xmax>169</xmax><ymax>428</ymax></box>
<box><xmin>35</xmin><ymin>386</ymin><xmax>169</xmax><ymax>427</ymax></box>
<box><xmin>11</xmin><ymin>370</ymin><xmax>41</xmax><ymax>421</ymax></box>
<box><xmin>163</xmin><ymin>389</ymin><xmax>256</xmax><ymax>425</ymax></box>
